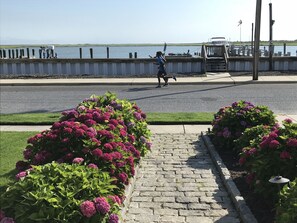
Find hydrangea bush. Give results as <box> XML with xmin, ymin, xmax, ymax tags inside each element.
<box><xmin>239</xmin><ymin>120</ymin><xmax>297</xmax><ymax>198</ymax></box>
<box><xmin>1</xmin><ymin>92</ymin><xmax>152</xmax><ymax>223</ymax></box>
<box><xmin>16</xmin><ymin>92</ymin><xmax>151</xmax><ymax>188</ymax></box>
<box><xmin>0</xmin><ymin>162</ymin><xmax>121</xmax><ymax>223</ymax></box>
<box><xmin>211</xmin><ymin>100</ymin><xmax>276</xmax><ymax>150</ymax></box>
<box><xmin>234</xmin><ymin>124</ymin><xmax>278</xmax><ymax>153</ymax></box>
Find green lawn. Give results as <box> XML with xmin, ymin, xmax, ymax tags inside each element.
<box><xmin>0</xmin><ymin>132</ymin><xmax>38</xmax><ymax>189</ymax></box>
<box><xmin>0</xmin><ymin>112</ymin><xmax>214</xmax><ymax>125</ymax></box>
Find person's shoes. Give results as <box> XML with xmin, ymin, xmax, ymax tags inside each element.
<box><xmin>163</xmin><ymin>83</ymin><xmax>169</xmax><ymax>87</ymax></box>
<box><xmin>156</xmin><ymin>85</ymin><xmax>161</xmax><ymax>88</ymax></box>
<box><xmin>173</xmin><ymin>76</ymin><xmax>177</xmax><ymax>81</ymax></box>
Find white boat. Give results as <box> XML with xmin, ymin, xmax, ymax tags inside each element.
<box><xmin>209</xmin><ymin>37</ymin><xmax>230</xmax><ymax>47</ymax></box>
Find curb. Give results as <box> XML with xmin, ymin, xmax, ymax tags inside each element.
<box><xmin>1</xmin><ymin>80</ymin><xmax>297</xmax><ymax>86</ymax></box>
<box><xmin>121</xmin><ymin>163</ymin><xmax>140</xmax><ymax>222</ymax></box>
<box><xmin>201</xmin><ymin>133</ymin><xmax>258</xmax><ymax>223</ymax></box>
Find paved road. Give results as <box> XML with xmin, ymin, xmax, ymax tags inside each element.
<box><xmin>1</xmin><ymin>84</ymin><xmax>297</xmax><ymax>114</ymax></box>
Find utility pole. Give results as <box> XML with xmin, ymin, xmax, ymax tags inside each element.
<box><xmin>251</xmin><ymin>23</ymin><xmax>254</xmax><ymax>54</ymax></box>
<box><xmin>253</xmin><ymin>0</ymin><xmax>262</xmax><ymax>80</ymax></box>
<box><xmin>269</xmin><ymin>3</ymin><xmax>274</xmax><ymax>70</ymax></box>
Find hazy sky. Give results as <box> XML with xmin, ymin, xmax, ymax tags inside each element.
<box><xmin>0</xmin><ymin>0</ymin><xmax>296</xmax><ymax>45</ymax></box>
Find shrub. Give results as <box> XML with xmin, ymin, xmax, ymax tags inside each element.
<box><xmin>239</xmin><ymin>120</ymin><xmax>297</xmax><ymax>198</ymax></box>
<box><xmin>7</xmin><ymin>92</ymin><xmax>152</xmax><ymax>222</ymax></box>
<box><xmin>211</xmin><ymin>100</ymin><xmax>276</xmax><ymax>149</ymax></box>
<box><xmin>16</xmin><ymin>92</ymin><xmax>151</xmax><ymax>189</ymax></box>
<box><xmin>276</xmin><ymin>177</ymin><xmax>297</xmax><ymax>223</ymax></box>
<box><xmin>78</xmin><ymin>92</ymin><xmax>151</xmax><ymax>157</ymax></box>
<box><xmin>234</xmin><ymin>124</ymin><xmax>278</xmax><ymax>153</ymax></box>
<box><xmin>0</xmin><ymin>162</ymin><xmax>121</xmax><ymax>223</ymax></box>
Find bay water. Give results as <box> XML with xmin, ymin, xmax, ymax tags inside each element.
<box><xmin>3</xmin><ymin>45</ymin><xmax>297</xmax><ymax>58</ymax></box>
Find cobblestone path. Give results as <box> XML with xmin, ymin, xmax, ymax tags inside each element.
<box><xmin>124</xmin><ymin>134</ymin><xmax>240</xmax><ymax>223</ymax></box>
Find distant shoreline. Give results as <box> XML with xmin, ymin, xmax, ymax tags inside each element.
<box><xmin>1</xmin><ymin>40</ymin><xmax>297</xmax><ymax>49</ymax></box>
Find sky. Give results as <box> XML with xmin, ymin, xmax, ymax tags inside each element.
<box><xmin>0</xmin><ymin>0</ymin><xmax>296</xmax><ymax>45</ymax></box>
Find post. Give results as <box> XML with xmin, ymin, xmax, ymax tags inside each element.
<box><xmin>90</xmin><ymin>48</ymin><xmax>93</xmax><ymax>59</ymax></box>
<box><xmin>0</xmin><ymin>49</ymin><xmax>2</xmax><ymax>58</ymax></box>
<box><xmin>8</xmin><ymin>49</ymin><xmax>11</xmax><ymax>58</ymax></box>
<box><xmin>129</xmin><ymin>52</ymin><xmax>133</xmax><ymax>58</ymax></box>
<box><xmin>39</xmin><ymin>49</ymin><xmax>42</xmax><ymax>59</ymax></box>
<box><xmin>32</xmin><ymin>49</ymin><xmax>35</xmax><ymax>58</ymax></box>
<box><xmin>269</xmin><ymin>3</ymin><xmax>273</xmax><ymax>70</ymax></box>
<box><xmin>253</xmin><ymin>0</ymin><xmax>262</xmax><ymax>80</ymax></box>
<box><xmin>251</xmin><ymin>23</ymin><xmax>254</xmax><ymax>55</ymax></box>
<box><xmin>106</xmin><ymin>47</ymin><xmax>109</xmax><ymax>58</ymax></box>
<box><xmin>3</xmin><ymin>50</ymin><xmax>6</xmax><ymax>58</ymax></box>
<box><xmin>12</xmin><ymin>49</ymin><xmax>15</xmax><ymax>59</ymax></box>
<box><xmin>134</xmin><ymin>52</ymin><xmax>137</xmax><ymax>58</ymax></box>
<box><xmin>79</xmin><ymin>48</ymin><xmax>82</xmax><ymax>59</ymax></box>
<box><xmin>27</xmin><ymin>48</ymin><xmax>30</xmax><ymax>59</ymax></box>
<box><xmin>283</xmin><ymin>43</ymin><xmax>286</xmax><ymax>56</ymax></box>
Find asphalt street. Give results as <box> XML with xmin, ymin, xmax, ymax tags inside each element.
<box><xmin>1</xmin><ymin>84</ymin><xmax>297</xmax><ymax>114</ymax></box>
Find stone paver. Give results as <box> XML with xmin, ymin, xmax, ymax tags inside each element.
<box><xmin>123</xmin><ymin>134</ymin><xmax>240</xmax><ymax>223</ymax></box>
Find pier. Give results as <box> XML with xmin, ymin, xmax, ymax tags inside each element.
<box><xmin>0</xmin><ymin>45</ymin><xmax>297</xmax><ymax>76</ymax></box>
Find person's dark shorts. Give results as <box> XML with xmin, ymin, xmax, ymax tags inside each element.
<box><xmin>158</xmin><ymin>69</ymin><xmax>167</xmax><ymax>77</ymax></box>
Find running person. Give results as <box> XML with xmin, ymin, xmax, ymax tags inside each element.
<box><xmin>155</xmin><ymin>51</ymin><xmax>176</xmax><ymax>88</ymax></box>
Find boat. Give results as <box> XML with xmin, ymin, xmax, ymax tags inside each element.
<box><xmin>209</xmin><ymin>37</ymin><xmax>230</xmax><ymax>47</ymax></box>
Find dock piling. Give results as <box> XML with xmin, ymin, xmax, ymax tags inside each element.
<box><xmin>90</xmin><ymin>48</ymin><xmax>93</xmax><ymax>59</ymax></box>
<box><xmin>79</xmin><ymin>48</ymin><xmax>82</xmax><ymax>59</ymax></box>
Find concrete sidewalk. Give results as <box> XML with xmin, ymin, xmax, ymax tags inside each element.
<box><xmin>1</xmin><ymin>73</ymin><xmax>297</xmax><ymax>86</ymax></box>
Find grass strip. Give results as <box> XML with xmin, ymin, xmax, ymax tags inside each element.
<box><xmin>0</xmin><ymin>112</ymin><xmax>214</xmax><ymax>125</ymax></box>
<box><xmin>0</xmin><ymin>131</ymin><xmax>38</xmax><ymax>189</ymax></box>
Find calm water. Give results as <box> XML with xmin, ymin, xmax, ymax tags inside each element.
<box><xmin>3</xmin><ymin>45</ymin><xmax>297</xmax><ymax>58</ymax></box>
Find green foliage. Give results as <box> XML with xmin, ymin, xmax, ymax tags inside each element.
<box><xmin>0</xmin><ymin>162</ymin><xmax>120</xmax><ymax>223</ymax></box>
<box><xmin>234</xmin><ymin>125</ymin><xmax>273</xmax><ymax>153</ymax></box>
<box><xmin>239</xmin><ymin>121</ymin><xmax>297</xmax><ymax>199</ymax></box>
<box><xmin>276</xmin><ymin>178</ymin><xmax>297</xmax><ymax>223</ymax></box>
<box><xmin>211</xmin><ymin>100</ymin><xmax>276</xmax><ymax>150</ymax></box>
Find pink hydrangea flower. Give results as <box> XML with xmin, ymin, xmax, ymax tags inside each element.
<box><xmin>247</xmin><ymin>148</ymin><xmax>257</xmax><ymax>156</ymax></box>
<box><xmin>87</xmin><ymin>163</ymin><xmax>98</xmax><ymax>169</ymax></box>
<box><xmin>102</xmin><ymin>153</ymin><xmax>113</xmax><ymax>162</ymax></box>
<box><xmin>133</xmin><ymin>112</ymin><xmax>142</xmax><ymax>120</ymax></box>
<box><xmin>80</xmin><ymin>200</ymin><xmax>96</xmax><ymax>218</ymax></box>
<box><xmin>92</xmin><ymin>148</ymin><xmax>103</xmax><ymax>157</ymax></box>
<box><xmin>108</xmin><ymin>195</ymin><xmax>122</xmax><ymax>205</ymax></box>
<box><xmin>284</xmin><ymin>118</ymin><xmax>293</xmax><ymax>124</ymax></box>
<box><xmin>118</xmin><ymin>172</ymin><xmax>128</xmax><ymax>184</ymax></box>
<box><xmin>239</xmin><ymin>157</ymin><xmax>246</xmax><ymax>166</ymax></box>
<box><xmin>108</xmin><ymin>214</ymin><xmax>119</xmax><ymax>223</ymax></box>
<box><xmin>16</xmin><ymin>160</ymin><xmax>30</xmax><ymax>171</ymax></box>
<box><xmin>222</xmin><ymin>129</ymin><xmax>231</xmax><ymax>138</ymax></box>
<box><xmin>269</xmin><ymin>140</ymin><xmax>280</xmax><ymax>149</ymax></box>
<box><xmin>245</xmin><ymin>173</ymin><xmax>255</xmax><ymax>185</ymax></box>
<box><xmin>109</xmin><ymin>119</ymin><xmax>119</xmax><ymax>126</ymax></box>
<box><xmin>94</xmin><ymin>197</ymin><xmax>110</xmax><ymax>215</ymax></box>
<box><xmin>23</xmin><ymin>148</ymin><xmax>32</xmax><ymax>160</ymax></box>
<box><xmin>128</xmin><ymin>134</ymin><xmax>135</xmax><ymax>143</ymax></box>
<box><xmin>280</xmin><ymin>151</ymin><xmax>292</xmax><ymax>159</ymax></box>
<box><xmin>287</xmin><ymin>138</ymin><xmax>297</xmax><ymax>147</ymax></box>
<box><xmin>16</xmin><ymin>171</ymin><xmax>27</xmax><ymax>180</ymax></box>
<box><xmin>104</xmin><ymin>143</ymin><xmax>113</xmax><ymax>150</ymax></box>
<box><xmin>72</xmin><ymin>157</ymin><xmax>84</xmax><ymax>164</ymax></box>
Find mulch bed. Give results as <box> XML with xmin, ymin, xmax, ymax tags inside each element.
<box><xmin>214</xmin><ymin>146</ymin><xmax>276</xmax><ymax>223</ymax></box>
